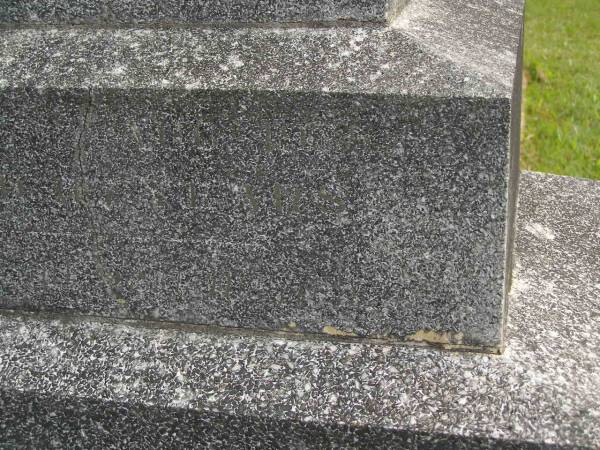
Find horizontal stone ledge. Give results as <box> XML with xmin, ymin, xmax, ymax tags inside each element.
<box><xmin>0</xmin><ymin>172</ymin><xmax>599</xmax><ymax>448</ymax></box>
<box><xmin>0</xmin><ymin>25</ymin><xmax>517</xmax><ymax>98</ymax></box>
<box><xmin>0</xmin><ymin>0</ymin><xmax>409</xmax><ymax>26</ymax></box>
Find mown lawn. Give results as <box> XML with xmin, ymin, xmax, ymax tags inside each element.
<box><xmin>523</xmin><ymin>0</ymin><xmax>600</xmax><ymax>180</ymax></box>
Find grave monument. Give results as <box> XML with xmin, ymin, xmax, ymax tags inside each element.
<box><xmin>1</xmin><ymin>0</ymin><xmax>599</xmax><ymax>448</ymax></box>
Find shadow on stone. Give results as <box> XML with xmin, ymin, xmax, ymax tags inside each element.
<box><xmin>0</xmin><ymin>389</ymin><xmax>587</xmax><ymax>449</ymax></box>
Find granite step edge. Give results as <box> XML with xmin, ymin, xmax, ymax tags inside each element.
<box><xmin>0</xmin><ymin>25</ymin><xmax>513</xmax><ymax>98</ymax></box>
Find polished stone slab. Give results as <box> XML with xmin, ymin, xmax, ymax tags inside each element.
<box><xmin>0</xmin><ymin>0</ymin><xmax>408</xmax><ymax>25</ymax></box>
<box><xmin>0</xmin><ymin>172</ymin><xmax>599</xmax><ymax>449</ymax></box>
<box><xmin>0</xmin><ymin>0</ymin><xmax>525</xmax><ymax>351</ymax></box>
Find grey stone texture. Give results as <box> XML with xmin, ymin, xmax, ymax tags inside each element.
<box><xmin>0</xmin><ymin>0</ymin><xmax>525</xmax><ymax>351</ymax></box>
<box><xmin>1</xmin><ymin>172</ymin><xmax>599</xmax><ymax>449</ymax></box>
<box><xmin>0</xmin><ymin>0</ymin><xmax>408</xmax><ymax>25</ymax></box>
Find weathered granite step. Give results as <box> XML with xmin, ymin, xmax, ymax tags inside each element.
<box><xmin>1</xmin><ymin>172</ymin><xmax>599</xmax><ymax>449</ymax></box>
<box><xmin>0</xmin><ymin>0</ymin><xmax>524</xmax><ymax>351</ymax></box>
<box><xmin>0</xmin><ymin>0</ymin><xmax>408</xmax><ymax>26</ymax></box>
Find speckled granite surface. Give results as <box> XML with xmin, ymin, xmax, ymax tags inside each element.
<box><xmin>0</xmin><ymin>0</ymin><xmax>524</xmax><ymax>349</ymax></box>
<box><xmin>0</xmin><ymin>0</ymin><xmax>408</xmax><ymax>25</ymax></box>
<box><xmin>0</xmin><ymin>172</ymin><xmax>599</xmax><ymax>448</ymax></box>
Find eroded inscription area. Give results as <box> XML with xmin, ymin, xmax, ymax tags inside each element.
<box><xmin>0</xmin><ymin>89</ymin><xmax>504</xmax><ymax>339</ymax></box>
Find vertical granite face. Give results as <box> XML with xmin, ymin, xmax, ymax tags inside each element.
<box><xmin>0</xmin><ymin>0</ymin><xmax>408</xmax><ymax>25</ymax></box>
<box><xmin>0</xmin><ymin>0</ymin><xmax>525</xmax><ymax>351</ymax></box>
<box><xmin>0</xmin><ymin>89</ymin><xmax>511</xmax><ymax>348</ymax></box>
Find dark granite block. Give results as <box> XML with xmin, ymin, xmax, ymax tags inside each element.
<box><xmin>0</xmin><ymin>172</ymin><xmax>599</xmax><ymax>449</ymax></box>
<box><xmin>0</xmin><ymin>0</ymin><xmax>409</xmax><ymax>25</ymax></box>
<box><xmin>0</xmin><ymin>88</ymin><xmax>91</xmax><ymax>235</ymax></box>
<box><xmin>0</xmin><ymin>0</ymin><xmax>525</xmax><ymax>351</ymax></box>
<box><xmin>0</xmin><ymin>232</ymin><xmax>104</xmax><ymax>313</ymax></box>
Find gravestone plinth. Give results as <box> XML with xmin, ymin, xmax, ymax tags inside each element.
<box><xmin>0</xmin><ymin>0</ymin><xmax>525</xmax><ymax>352</ymax></box>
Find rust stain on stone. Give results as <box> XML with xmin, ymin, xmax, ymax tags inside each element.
<box><xmin>405</xmin><ymin>330</ymin><xmax>465</xmax><ymax>345</ymax></box>
<box><xmin>322</xmin><ymin>326</ymin><xmax>358</xmax><ymax>337</ymax></box>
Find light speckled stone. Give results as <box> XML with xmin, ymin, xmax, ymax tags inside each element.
<box><xmin>0</xmin><ymin>0</ymin><xmax>408</xmax><ymax>25</ymax></box>
<box><xmin>0</xmin><ymin>0</ymin><xmax>525</xmax><ymax>350</ymax></box>
<box><xmin>0</xmin><ymin>172</ymin><xmax>599</xmax><ymax>448</ymax></box>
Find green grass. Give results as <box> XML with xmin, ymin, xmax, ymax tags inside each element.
<box><xmin>523</xmin><ymin>0</ymin><xmax>600</xmax><ymax>180</ymax></box>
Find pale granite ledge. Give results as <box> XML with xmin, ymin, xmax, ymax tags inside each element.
<box><xmin>0</xmin><ymin>171</ymin><xmax>598</xmax><ymax>449</ymax></box>
<box><xmin>0</xmin><ymin>0</ymin><xmax>524</xmax><ymax>98</ymax></box>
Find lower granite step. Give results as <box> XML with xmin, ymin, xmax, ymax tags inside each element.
<box><xmin>0</xmin><ymin>172</ymin><xmax>598</xmax><ymax>449</ymax></box>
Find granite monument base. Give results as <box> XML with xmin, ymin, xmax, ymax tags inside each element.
<box><xmin>0</xmin><ymin>0</ymin><xmax>525</xmax><ymax>351</ymax></box>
